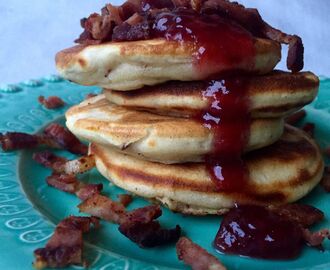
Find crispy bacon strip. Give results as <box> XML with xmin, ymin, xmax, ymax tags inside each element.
<box><xmin>119</xmin><ymin>219</ymin><xmax>181</xmax><ymax>248</ymax></box>
<box><xmin>78</xmin><ymin>195</ymin><xmax>181</xmax><ymax>248</ymax></box>
<box><xmin>0</xmin><ymin>124</ymin><xmax>86</xmax><ymax>154</ymax></box>
<box><xmin>33</xmin><ymin>216</ymin><xmax>99</xmax><ymax>269</ymax></box>
<box><xmin>321</xmin><ymin>167</ymin><xmax>330</xmax><ymax>192</ymax></box>
<box><xmin>78</xmin><ymin>194</ymin><xmax>126</xmax><ymax>224</ymax></box>
<box><xmin>119</xmin><ymin>204</ymin><xmax>181</xmax><ymax>248</ymax></box>
<box><xmin>33</xmin><ymin>151</ymin><xmax>68</xmax><ymax>172</ymax></box>
<box><xmin>118</xmin><ymin>194</ymin><xmax>133</xmax><ymax>207</ymax></box>
<box><xmin>33</xmin><ymin>151</ymin><xmax>95</xmax><ymax>175</ymax></box>
<box><xmin>271</xmin><ymin>204</ymin><xmax>324</xmax><ymax>228</ymax></box>
<box><xmin>38</xmin><ymin>96</ymin><xmax>65</xmax><ymax>109</ymax></box>
<box><xmin>46</xmin><ymin>174</ymin><xmax>103</xmax><ymax>200</ymax></box>
<box><xmin>176</xmin><ymin>237</ymin><xmax>227</xmax><ymax>270</ymax></box>
<box><xmin>285</xmin><ymin>110</ymin><xmax>306</xmax><ymax>125</ymax></box>
<box><xmin>44</xmin><ymin>124</ymin><xmax>87</xmax><ymax>155</ymax></box>
<box><xmin>302</xmin><ymin>228</ymin><xmax>330</xmax><ymax>249</ymax></box>
<box><xmin>0</xmin><ymin>132</ymin><xmax>41</xmax><ymax>151</ymax></box>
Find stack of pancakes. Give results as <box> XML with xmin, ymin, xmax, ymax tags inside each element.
<box><xmin>57</xmin><ymin>13</ymin><xmax>323</xmax><ymax>215</ymax></box>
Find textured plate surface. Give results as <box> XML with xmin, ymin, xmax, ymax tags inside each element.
<box><xmin>0</xmin><ymin>76</ymin><xmax>329</xmax><ymax>269</ymax></box>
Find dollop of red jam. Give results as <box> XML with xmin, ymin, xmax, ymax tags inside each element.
<box><xmin>214</xmin><ymin>205</ymin><xmax>304</xmax><ymax>259</ymax></box>
<box><xmin>152</xmin><ymin>9</ymin><xmax>255</xmax><ymax>76</ymax></box>
<box><xmin>197</xmin><ymin>78</ymin><xmax>250</xmax><ymax>191</ymax></box>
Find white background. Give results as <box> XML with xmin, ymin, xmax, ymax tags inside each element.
<box><xmin>0</xmin><ymin>0</ymin><xmax>329</xmax><ymax>85</ymax></box>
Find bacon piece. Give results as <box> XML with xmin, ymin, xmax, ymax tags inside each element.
<box><xmin>119</xmin><ymin>220</ymin><xmax>181</xmax><ymax>248</ymax></box>
<box><xmin>123</xmin><ymin>205</ymin><xmax>161</xmax><ymax>223</ymax></box>
<box><xmin>44</xmin><ymin>124</ymin><xmax>87</xmax><ymax>155</ymax></box>
<box><xmin>118</xmin><ymin>194</ymin><xmax>133</xmax><ymax>207</ymax></box>
<box><xmin>33</xmin><ymin>151</ymin><xmax>68</xmax><ymax>172</ymax></box>
<box><xmin>47</xmin><ymin>174</ymin><xmax>79</xmax><ymax>193</ymax></box>
<box><xmin>75</xmin><ymin>184</ymin><xmax>103</xmax><ymax>201</ymax></box>
<box><xmin>271</xmin><ymin>204</ymin><xmax>324</xmax><ymax>228</ymax></box>
<box><xmin>34</xmin><ymin>152</ymin><xmax>95</xmax><ymax>175</ymax></box>
<box><xmin>302</xmin><ymin>122</ymin><xmax>315</xmax><ymax>137</ymax></box>
<box><xmin>176</xmin><ymin>237</ymin><xmax>227</xmax><ymax>270</ymax></box>
<box><xmin>33</xmin><ymin>216</ymin><xmax>99</xmax><ymax>269</ymax></box>
<box><xmin>321</xmin><ymin>166</ymin><xmax>330</xmax><ymax>192</ymax></box>
<box><xmin>78</xmin><ymin>194</ymin><xmax>126</xmax><ymax>224</ymax></box>
<box><xmin>302</xmin><ymin>228</ymin><xmax>330</xmax><ymax>249</ymax></box>
<box><xmin>119</xmin><ymin>204</ymin><xmax>181</xmax><ymax>247</ymax></box>
<box><xmin>0</xmin><ymin>132</ymin><xmax>40</xmax><ymax>151</ymax></box>
<box><xmin>46</xmin><ymin>174</ymin><xmax>103</xmax><ymax>200</ymax></box>
<box><xmin>285</xmin><ymin>110</ymin><xmax>306</xmax><ymax>125</ymax></box>
<box><xmin>38</xmin><ymin>96</ymin><xmax>65</xmax><ymax>109</ymax></box>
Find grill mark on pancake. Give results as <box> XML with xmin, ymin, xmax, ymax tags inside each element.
<box><xmin>91</xmin><ymin>132</ymin><xmax>321</xmax><ymax>206</ymax></box>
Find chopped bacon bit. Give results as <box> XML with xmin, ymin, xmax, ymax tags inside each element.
<box><xmin>119</xmin><ymin>204</ymin><xmax>181</xmax><ymax>248</ymax></box>
<box><xmin>0</xmin><ymin>132</ymin><xmax>39</xmax><ymax>151</ymax></box>
<box><xmin>118</xmin><ymin>194</ymin><xmax>133</xmax><ymax>207</ymax></box>
<box><xmin>302</xmin><ymin>228</ymin><xmax>330</xmax><ymax>249</ymax></box>
<box><xmin>78</xmin><ymin>194</ymin><xmax>181</xmax><ymax>248</ymax></box>
<box><xmin>119</xmin><ymin>220</ymin><xmax>181</xmax><ymax>248</ymax></box>
<box><xmin>47</xmin><ymin>174</ymin><xmax>79</xmax><ymax>194</ymax></box>
<box><xmin>78</xmin><ymin>194</ymin><xmax>126</xmax><ymax>224</ymax></box>
<box><xmin>123</xmin><ymin>205</ymin><xmax>161</xmax><ymax>224</ymax></box>
<box><xmin>33</xmin><ymin>216</ymin><xmax>99</xmax><ymax>269</ymax></box>
<box><xmin>85</xmin><ymin>93</ymin><xmax>97</xmax><ymax>100</ymax></box>
<box><xmin>46</xmin><ymin>173</ymin><xmax>103</xmax><ymax>200</ymax></box>
<box><xmin>38</xmin><ymin>96</ymin><xmax>65</xmax><ymax>109</ymax></box>
<box><xmin>33</xmin><ymin>151</ymin><xmax>68</xmax><ymax>172</ymax></box>
<box><xmin>321</xmin><ymin>167</ymin><xmax>330</xmax><ymax>192</ymax></box>
<box><xmin>302</xmin><ymin>122</ymin><xmax>315</xmax><ymax>137</ymax></box>
<box><xmin>62</xmin><ymin>155</ymin><xmax>96</xmax><ymax>175</ymax></box>
<box><xmin>75</xmin><ymin>183</ymin><xmax>103</xmax><ymax>201</ymax></box>
<box><xmin>44</xmin><ymin>124</ymin><xmax>87</xmax><ymax>155</ymax></box>
<box><xmin>271</xmin><ymin>204</ymin><xmax>324</xmax><ymax>228</ymax></box>
<box><xmin>34</xmin><ymin>152</ymin><xmax>95</xmax><ymax>175</ymax></box>
<box><xmin>176</xmin><ymin>237</ymin><xmax>227</xmax><ymax>270</ymax></box>
<box><xmin>285</xmin><ymin>110</ymin><xmax>306</xmax><ymax>125</ymax></box>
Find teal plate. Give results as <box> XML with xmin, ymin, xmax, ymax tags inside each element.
<box><xmin>0</xmin><ymin>76</ymin><xmax>330</xmax><ymax>270</ymax></box>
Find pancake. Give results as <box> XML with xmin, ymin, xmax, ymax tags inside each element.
<box><xmin>66</xmin><ymin>95</ymin><xmax>284</xmax><ymax>163</ymax></box>
<box><xmin>56</xmin><ymin>38</ymin><xmax>281</xmax><ymax>91</ymax></box>
<box><xmin>104</xmin><ymin>71</ymin><xmax>319</xmax><ymax>118</ymax></box>
<box><xmin>90</xmin><ymin>125</ymin><xmax>324</xmax><ymax>215</ymax></box>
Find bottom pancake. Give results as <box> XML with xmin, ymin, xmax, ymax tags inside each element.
<box><xmin>90</xmin><ymin>125</ymin><xmax>324</xmax><ymax>215</ymax></box>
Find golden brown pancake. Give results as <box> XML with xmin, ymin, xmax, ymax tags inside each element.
<box><xmin>66</xmin><ymin>95</ymin><xmax>284</xmax><ymax>163</ymax></box>
<box><xmin>104</xmin><ymin>71</ymin><xmax>319</xmax><ymax>118</ymax></box>
<box><xmin>90</xmin><ymin>125</ymin><xmax>324</xmax><ymax>215</ymax></box>
<box><xmin>56</xmin><ymin>38</ymin><xmax>280</xmax><ymax>91</ymax></box>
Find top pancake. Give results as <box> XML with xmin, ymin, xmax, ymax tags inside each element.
<box><xmin>90</xmin><ymin>125</ymin><xmax>324</xmax><ymax>215</ymax></box>
<box><xmin>104</xmin><ymin>71</ymin><xmax>319</xmax><ymax>118</ymax></box>
<box><xmin>56</xmin><ymin>38</ymin><xmax>281</xmax><ymax>91</ymax></box>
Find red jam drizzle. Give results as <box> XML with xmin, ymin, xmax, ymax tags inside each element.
<box><xmin>214</xmin><ymin>205</ymin><xmax>304</xmax><ymax>259</ymax></box>
<box><xmin>199</xmin><ymin>78</ymin><xmax>250</xmax><ymax>191</ymax></box>
<box><xmin>152</xmin><ymin>8</ymin><xmax>254</xmax><ymax>191</ymax></box>
<box><xmin>152</xmin><ymin>9</ymin><xmax>255</xmax><ymax>76</ymax></box>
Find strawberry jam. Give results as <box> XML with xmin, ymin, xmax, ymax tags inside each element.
<box><xmin>152</xmin><ymin>9</ymin><xmax>254</xmax><ymax>191</ymax></box>
<box><xmin>199</xmin><ymin>78</ymin><xmax>250</xmax><ymax>191</ymax></box>
<box><xmin>152</xmin><ymin>8</ymin><xmax>255</xmax><ymax>77</ymax></box>
<box><xmin>214</xmin><ymin>205</ymin><xmax>304</xmax><ymax>259</ymax></box>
